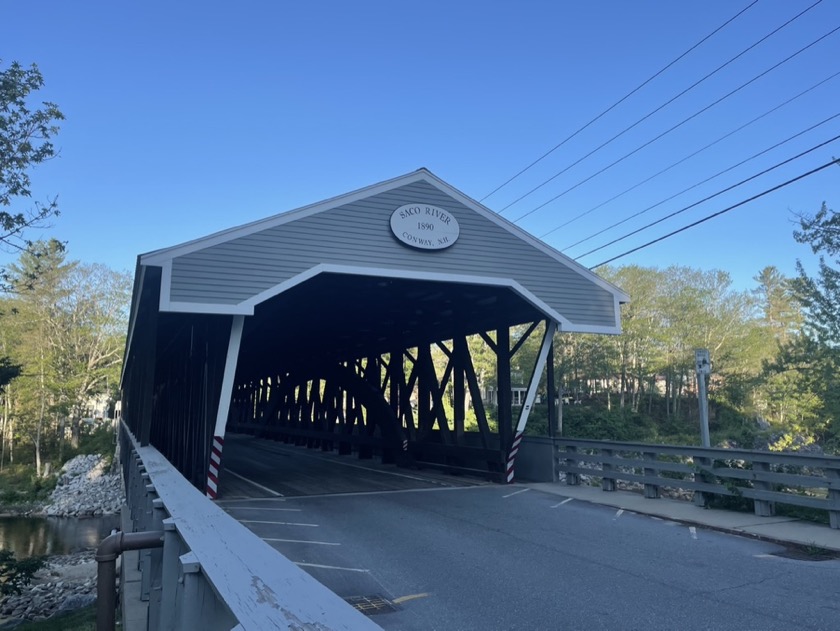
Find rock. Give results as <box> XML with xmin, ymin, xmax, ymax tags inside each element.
<box><xmin>0</xmin><ymin>453</ymin><xmax>122</xmax><ymax>624</ymax></box>
<box><xmin>53</xmin><ymin>593</ymin><xmax>96</xmax><ymax>616</ymax></box>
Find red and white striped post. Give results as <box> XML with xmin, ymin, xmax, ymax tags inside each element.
<box><xmin>505</xmin><ymin>321</ymin><xmax>556</xmax><ymax>484</ymax></box>
<box><xmin>206</xmin><ymin>315</ymin><xmax>244</xmax><ymax>499</ymax></box>
<box><xmin>206</xmin><ymin>436</ymin><xmax>225</xmax><ymax>499</ymax></box>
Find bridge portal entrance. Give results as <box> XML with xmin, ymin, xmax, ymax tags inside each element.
<box><xmin>121</xmin><ymin>170</ymin><xmax>626</xmax><ymax>496</ymax></box>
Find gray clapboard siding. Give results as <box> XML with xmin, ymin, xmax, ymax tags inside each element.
<box><xmin>166</xmin><ymin>178</ymin><xmax>619</xmax><ymax>328</ymax></box>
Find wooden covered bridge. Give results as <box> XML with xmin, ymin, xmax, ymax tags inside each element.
<box><xmin>120</xmin><ymin>169</ymin><xmax>627</xmax><ymax>497</ymax></box>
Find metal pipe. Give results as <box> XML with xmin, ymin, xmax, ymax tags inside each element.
<box><xmin>96</xmin><ymin>530</ymin><xmax>164</xmax><ymax>631</ymax></box>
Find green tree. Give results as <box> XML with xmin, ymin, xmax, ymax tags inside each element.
<box><xmin>0</xmin><ymin>60</ymin><xmax>64</xmax><ymax>262</ymax></box>
<box><xmin>793</xmin><ymin>202</ymin><xmax>840</xmax><ymax>344</ymax></box>
<box><xmin>0</xmin><ymin>549</ymin><xmax>44</xmax><ymax>597</ymax></box>
<box><xmin>1</xmin><ymin>241</ymin><xmax>130</xmax><ymax>470</ymax></box>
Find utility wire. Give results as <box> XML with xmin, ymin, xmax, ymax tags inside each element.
<box><xmin>588</xmin><ymin>157</ymin><xmax>840</xmax><ymax>269</ymax></box>
<box><xmin>575</xmin><ymin>131</ymin><xmax>840</xmax><ymax>258</ymax></box>
<box><xmin>517</xmin><ymin>21</ymin><xmax>840</xmax><ymax>226</ymax></box>
<box><xmin>478</xmin><ymin>0</ymin><xmax>760</xmax><ymax>203</ymax></box>
<box><xmin>560</xmin><ymin>70</ymin><xmax>840</xmax><ymax>249</ymax></box>
<box><xmin>502</xmin><ymin>0</ymin><xmax>826</xmax><ymax>217</ymax></box>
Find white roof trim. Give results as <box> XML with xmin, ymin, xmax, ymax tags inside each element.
<box><xmin>155</xmin><ymin>263</ymin><xmax>623</xmax><ymax>335</ymax></box>
<box><xmin>139</xmin><ymin>168</ymin><xmax>628</xmax><ymax>305</ymax></box>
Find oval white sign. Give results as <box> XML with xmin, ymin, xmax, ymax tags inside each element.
<box><xmin>390</xmin><ymin>204</ymin><xmax>460</xmax><ymax>250</ymax></box>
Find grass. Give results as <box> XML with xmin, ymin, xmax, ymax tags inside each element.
<box><xmin>0</xmin><ymin>466</ymin><xmax>57</xmax><ymax>513</ymax></box>
<box><xmin>11</xmin><ymin>605</ymin><xmax>96</xmax><ymax>630</ymax></box>
<box><xmin>775</xmin><ymin>503</ymin><xmax>831</xmax><ymax>526</ymax></box>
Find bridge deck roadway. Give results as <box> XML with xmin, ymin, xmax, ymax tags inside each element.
<box><xmin>217</xmin><ymin>433</ymin><xmax>484</xmax><ymax>499</ymax></box>
<box><xmin>216</xmin><ymin>434</ymin><xmax>840</xmax><ymax>631</ymax></box>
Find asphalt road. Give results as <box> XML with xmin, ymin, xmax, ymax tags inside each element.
<box><xmin>217</xmin><ymin>435</ymin><xmax>840</xmax><ymax>630</ymax></box>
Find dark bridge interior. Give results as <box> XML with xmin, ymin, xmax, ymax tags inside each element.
<box><xmin>122</xmin><ymin>268</ymin><xmax>557</xmax><ymax>491</ymax></box>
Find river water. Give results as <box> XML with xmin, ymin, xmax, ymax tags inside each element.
<box><xmin>0</xmin><ymin>515</ymin><xmax>120</xmax><ymax>558</ymax></box>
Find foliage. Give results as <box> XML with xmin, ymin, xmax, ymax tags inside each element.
<box><xmin>0</xmin><ymin>60</ymin><xmax>64</xmax><ymax>260</ymax></box>
<box><xmin>793</xmin><ymin>202</ymin><xmax>840</xmax><ymax>345</ymax></box>
<box><xmin>0</xmin><ymin>241</ymin><xmax>129</xmax><ymax>474</ymax></box>
<box><xmin>0</xmin><ymin>464</ymin><xmax>57</xmax><ymax>508</ymax></box>
<box><xmin>0</xmin><ymin>549</ymin><xmax>45</xmax><ymax>597</ymax></box>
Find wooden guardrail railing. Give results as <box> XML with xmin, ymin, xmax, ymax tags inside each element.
<box><xmin>119</xmin><ymin>422</ymin><xmax>381</xmax><ymax>631</ymax></box>
<box><xmin>554</xmin><ymin>438</ymin><xmax>840</xmax><ymax>529</ymax></box>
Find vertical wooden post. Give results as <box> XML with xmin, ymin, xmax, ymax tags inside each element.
<box><xmin>497</xmin><ymin>326</ymin><xmax>512</xmax><ymax>470</ymax></box>
<box><xmin>547</xmin><ymin>342</ymin><xmax>556</xmax><ymax>438</ymax></box>
<box><xmin>752</xmin><ymin>461</ymin><xmax>775</xmax><ymax>517</ymax></box>
<box><xmin>827</xmin><ymin>467</ymin><xmax>840</xmax><ymax>529</ymax></box>
<box><xmin>601</xmin><ymin>448</ymin><xmax>616</xmax><ymax>491</ymax></box>
<box><xmin>643</xmin><ymin>451</ymin><xmax>660</xmax><ymax>499</ymax></box>
<box><xmin>417</xmin><ymin>344</ymin><xmax>433</xmax><ymax>440</ymax></box>
<box><xmin>205</xmin><ymin>315</ymin><xmax>244</xmax><ymax>499</ymax></box>
<box><xmin>453</xmin><ymin>336</ymin><xmax>465</xmax><ymax>444</ymax></box>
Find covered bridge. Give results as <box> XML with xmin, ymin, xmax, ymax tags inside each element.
<box><xmin>120</xmin><ymin>169</ymin><xmax>627</xmax><ymax>496</ymax></box>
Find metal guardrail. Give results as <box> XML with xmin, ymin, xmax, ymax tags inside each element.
<box><xmin>120</xmin><ymin>422</ymin><xmax>381</xmax><ymax>630</ymax></box>
<box><xmin>555</xmin><ymin>438</ymin><xmax>840</xmax><ymax>529</ymax></box>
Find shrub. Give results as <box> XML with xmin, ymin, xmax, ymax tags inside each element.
<box><xmin>0</xmin><ymin>549</ymin><xmax>45</xmax><ymax>597</ymax></box>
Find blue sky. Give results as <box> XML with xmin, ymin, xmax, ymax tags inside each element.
<box><xmin>3</xmin><ymin>0</ymin><xmax>838</xmax><ymax>292</ymax></box>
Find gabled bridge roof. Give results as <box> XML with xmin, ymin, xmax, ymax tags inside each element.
<box><xmin>136</xmin><ymin>168</ymin><xmax>627</xmax><ymax>335</ymax></box>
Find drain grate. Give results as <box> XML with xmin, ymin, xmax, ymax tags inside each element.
<box><xmin>345</xmin><ymin>594</ymin><xmax>398</xmax><ymax>616</ymax></box>
<box><xmin>771</xmin><ymin>545</ymin><xmax>840</xmax><ymax>562</ymax></box>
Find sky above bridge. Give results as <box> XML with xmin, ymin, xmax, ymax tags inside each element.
<box><xmin>3</xmin><ymin>0</ymin><xmax>839</xmax><ymax>291</ymax></box>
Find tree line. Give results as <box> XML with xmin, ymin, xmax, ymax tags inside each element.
<box><xmin>0</xmin><ymin>240</ymin><xmax>130</xmax><ymax>474</ymax></box>
<box><xmin>515</xmin><ymin>200</ymin><xmax>838</xmax><ymax>453</ymax></box>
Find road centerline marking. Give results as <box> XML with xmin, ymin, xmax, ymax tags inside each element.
<box><xmin>224</xmin><ymin>468</ymin><xmax>284</xmax><ymax>497</ymax></box>
<box><xmin>224</xmin><ymin>507</ymin><xmax>302</xmax><ymax>512</ymax></box>
<box><xmin>239</xmin><ymin>520</ymin><xmax>318</xmax><ymax>527</ymax></box>
<box><xmin>295</xmin><ymin>562</ymin><xmax>369</xmax><ymax>573</ymax></box>
<box><xmin>393</xmin><ymin>593</ymin><xmax>431</xmax><ymax>604</ymax></box>
<box><xmin>263</xmin><ymin>538</ymin><xmax>340</xmax><ymax>546</ymax></box>
<box><xmin>502</xmin><ymin>488</ymin><xmax>531</xmax><ymax>499</ymax></box>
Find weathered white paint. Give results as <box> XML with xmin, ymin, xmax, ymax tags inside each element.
<box><xmin>213</xmin><ymin>315</ymin><xmax>245</xmax><ymax>439</ymax></box>
<box><xmin>514</xmin><ymin>321</ymin><xmax>558</xmax><ymax>435</ymax></box>
<box><xmin>126</xmin><ymin>427</ymin><xmax>382</xmax><ymax>630</ymax></box>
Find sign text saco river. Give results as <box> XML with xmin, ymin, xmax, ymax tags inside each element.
<box><xmin>390</xmin><ymin>204</ymin><xmax>460</xmax><ymax>250</ymax></box>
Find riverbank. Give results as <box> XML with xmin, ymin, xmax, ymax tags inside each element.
<box><xmin>0</xmin><ymin>454</ymin><xmax>124</xmax><ymax>628</ymax></box>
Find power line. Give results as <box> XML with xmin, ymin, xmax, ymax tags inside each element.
<box><xmin>575</xmin><ymin>131</ymin><xmax>840</xmax><ymax>259</ymax></box>
<box><xmin>499</xmin><ymin>0</ymin><xmax>825</xmax><ymax>215</ymax></box>
<box><xmin>560</xmin><ymin>70</ymin><xmax>840</xmax><ymax>249</ymax></box>
<box><xmin>566</xmin><ymin>112</ymin><xmax>840</xmax><ymax>253</ymax></box>
<box><xmin>516</xmin><ymin>21</ymin><xmax>840</xmax><ymax>226</ymax></box>
<box><xmin>477</xmin><ymin>0</ymin><xmax>760</xmax><ymax>203</ymax></box>
<box><xmin>589</xmin><ymin>158</ymin><xmax>840</xmax><ymax>269</ymax></box>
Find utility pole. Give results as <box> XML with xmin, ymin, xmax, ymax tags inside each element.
<box><xmin>695</xmin><ymin>349</ymin><xmax>711</xmax><ymax>447</ymax></box>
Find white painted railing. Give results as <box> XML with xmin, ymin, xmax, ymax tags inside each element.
<box><xmin>120</xmin><ymin>423</ymin><xmax>381</xmax><ymax>630</ymax></box>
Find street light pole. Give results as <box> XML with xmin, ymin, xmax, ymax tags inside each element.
<box><xmin>695</xmin><ymin>349</ymin><xmax>711</xmax><ymax>447</ymax></box>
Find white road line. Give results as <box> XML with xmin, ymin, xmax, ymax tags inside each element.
<box><xmin>251</xmin><ymin>444</ymin><xmax>445</xmax><ymax>484</ymax></box>
<box><xmin>502</xmin><ymin>488</ymin><xmax>531</xmax><ymax>499</ymax></box>
<box><xmin>614</xmin><ymin>509</ymin><xmax>624</xmax><ymax>519</ymax></box>
<box><xmin>281</xmin><ymin>486</ymin><xmax>486</xmax><ymax>500</ymax></box>
<box><xmin>239</xmin><ymin>520</ymin><xmax>318</xmax><ymax>527</ymax></box>
<box><xmin>224</xmin><ymin>468</ymin><xmax>284</xmax><ymax>497</ymax></box>
<box><xmin>689</xmin><ymin>526</ymin><xmax>698</xmax><ymax>540</ymax></box>
<box><xmin>295</xmin><ymin>562</ymin><xmax>369</xmax><ymax>573</ymax></box>
<box><xmin>263</xmin><ymin>538</ymin><xmax>340</xmax><ymax>546</ymax></box>
<box><xmin>215</xmin><ymin>497</ymin><xmax>287</xmax><ymax>504</ymax></box>
<box><xmin>224</xmin><ymin>507</ymin><xmax>302</xmax><ymax>512</ymax></box>
<box><xmin>550</xmin><ymin>498</ymin><xmax>574</xmax><ymax>508</ymax></box>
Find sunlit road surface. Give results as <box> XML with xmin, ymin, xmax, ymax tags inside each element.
<box><xmin>217</xmin><ymin>435</ymin><xmax>840</xmax><ymax>631</ymax></box>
